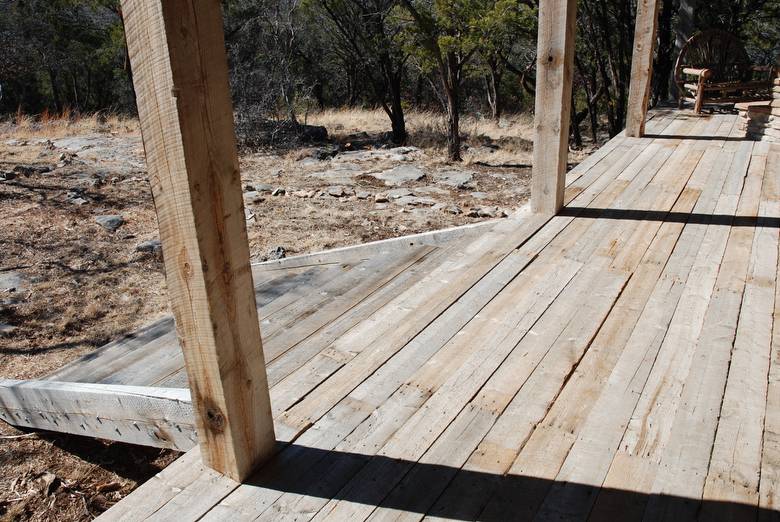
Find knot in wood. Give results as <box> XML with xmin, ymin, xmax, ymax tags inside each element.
<box><xmin>204</xmin><ymin>405</ymin><xmax>226</xmax><ymax>432</ymax></box>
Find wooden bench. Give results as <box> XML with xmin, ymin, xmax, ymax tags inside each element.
<box><xmin>675</xmin><ymin>29</ymin><xmax>775</xmax><ymax>114</ymax></box>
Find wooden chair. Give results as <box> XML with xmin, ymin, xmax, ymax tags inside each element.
<box><xmin>674</xmin><ymin>29</ymin><xmax>775</xmax><ymax>114</ymax></box>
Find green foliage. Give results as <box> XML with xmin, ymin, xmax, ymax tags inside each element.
<box><xmin>0</xmin><ymin>0</ymin><xmax>130</xmax><ymax>115</ymax></box>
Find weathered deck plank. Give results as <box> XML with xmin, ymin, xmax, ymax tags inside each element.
<box><xmin>64</xmin><ymin>111</ymin><xmax>779</xmax><ymax>521</ymax></box>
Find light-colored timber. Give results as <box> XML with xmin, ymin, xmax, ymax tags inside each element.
<box><xmin>530</xmin><ymin>0</ymin><xmax>577</xmax><ymax>215</ymax></box>
<box><xmin>48</xmin><ymin>111</ymin><xmax>775</xmax><ymax>522</ymax></box>
<box><xmin>121</xmin><ymin>0</ymin><xmax>274</xmax><ymax>480</ymax></box>
<box><xmin>0</xmin><ymin>380</ymin><xmax>195</xmax><ymax>451</ymax></box>
<box><xmin>625</xmin><ymin>0</ymin><xmax>661</xmax><ymax>137</ymax></box>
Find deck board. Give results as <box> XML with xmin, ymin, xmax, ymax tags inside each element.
<box><xmin>90</xmin><ymin>111</ymin><xmax>779</xmax><ymax>521</ymax></box>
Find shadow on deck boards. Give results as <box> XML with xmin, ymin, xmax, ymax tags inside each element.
<box><xmin>560</xmin><ymin>207</ymin><xmax>780</xmax><ymax>228</ymax></box>
<box><xmin>237</xmin><ymin>444</ymin><xmax>775</xmax><ymax>521</ymax></box>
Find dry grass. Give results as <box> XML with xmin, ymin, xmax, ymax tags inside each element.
<box><xmin>305</xmin><ymin>108</ymin><xmax>537</xmax><ymax>167</ymax></box>
<box><xmin>306</xmin><ymin>107</ymin><xmax>534</xmax><ymax>141</ymax></box>
<box><xmin>0</xmin><ymin>110</ymin><xmax>138</xmax><ymax>140</ymax></box>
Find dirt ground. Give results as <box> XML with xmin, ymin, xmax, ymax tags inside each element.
<box><xmin>0</xmin><ymin>110</ymin><xmax>595</xmax><ymax>520</ymax></box>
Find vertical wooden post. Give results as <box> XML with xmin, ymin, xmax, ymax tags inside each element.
<box><xmin>626</xmin><ymin>0</ymin><xmax>662</xmax><ymax>137</ymax></box>
<box><xmin>531</xmin><ymin>0</ymin><xmax>578</xmax><ymax>216</ymax></box>
<box><xmin>121</xmin><ymin>0</ymin><xmax>275</xmax><ymax>481</ymax></box>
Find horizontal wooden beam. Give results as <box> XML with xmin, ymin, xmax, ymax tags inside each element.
<box><xmin>0</xmin><ymin>379</ymin><xmax>196</xmax><ymax>451</ymax></box>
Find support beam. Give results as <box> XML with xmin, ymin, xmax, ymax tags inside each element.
<box><xmin>531</xmin><ymin>0</ymin><xmax>578</xmax><ymax>216</ymax></box>
<box><xmin>0</xmin><ymin>380</ymin><xmax>196</xmax><ymax>451</ymax></box>
<box><xmin>121</xmin><ymin>0</ymin><xmax>275</xmax><ymax>481</ymax></box>
<box><xmin>626</xmin><ymin>0</ymin><xmax>662</xmax><ymax>137</ymax></box>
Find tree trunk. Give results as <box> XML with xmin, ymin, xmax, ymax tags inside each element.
<box><xmin>389</xmin><ymin>91</ymin><xmax>406</xmax><ymax>144</ymax></box>
<box><xmin>653</xmin><ymin>0</ymin><xmax>675</xmax><ymax>104</ymax></box>
<box><xmin>282</xmin><ymin>83</ymin><xmax>299</xmax><ymax>126</ymax></box>
<box><xmin>47</xmin><ymin>67</ymin><xmax>63</xmax><ymax>114</ymax></box>
<box><xmin>570</xmin><ymin>92</ymin><xmax>583</xmax><ymax>149</ymax></box>
<box><xmin>486</xmin><ymin>58</ymin><xmax>503</xmax><ymax>122</ymax></box>
<box><xmin>443</xmin><ymin>53</ymin><xmax>461</xmax><ymax>162</ymax></box>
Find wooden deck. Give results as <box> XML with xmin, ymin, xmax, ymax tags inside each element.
<box><xmin>25</xmin><ymin>110</ymin><xmax>780</xmax><ymax>520</ymax></box>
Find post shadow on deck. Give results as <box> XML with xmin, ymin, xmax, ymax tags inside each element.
<box><xmin>642</xmin><ymin>134</ymin><xmax>754</xmax><ymax>142</ymax></box>
<box><xmin>559</xmin><ymin>207</ymin><xmax>780</xmax><ymax>228</ymax></box>
<box><xmin>241</xmin><ymin>444</ymin><xmax>775</xmax><ymax>521</ymax></box>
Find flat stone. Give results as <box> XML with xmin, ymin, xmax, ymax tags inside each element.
<box><xmin>246</xmin><ymin>183</ymin><xmax>274</xmax><ymax>193</ymax></box>
<box><xmin>386</xmin><ymin>188</ymin><xmax>414</xmax><ymax>199</ymax></box>
<box><xmin>394</xmin><ymin>195</ymin><xmax>438</xmax><ymax>207</ymax></box>
<box><xmin>310</xmin><ymin>164</ymin><xmax>363</xmax><ymax>184</ymax></box>
<box><xmin>374</xmin><ymin>194</ymin><xmax>390</xmax><ymax>203</ymax></box>
<box><xmin>0</xmin><ymin>271</ymin><xmax>28</xmax><ymax>293</ymax></box>
<box><xmin>375</xmin><ymin>165</ymin><xmax>425</xmax><ymax>186</ymax></box>
<box><xmin>298</xmin><ymin>157</ymin><xmax>321</xmax><ymax>167</ymax></box>
<box><xmin>135</xmin><ymin>239</ymin><xmax>163</xmax><ymax>254</ymax></box>
<box><xmin>470</xmin><ymin>192</ymin><xmax>489</xmax><ymax>200</ymax></box>
<box><xmin>95</xmin><ymin>215</ymin><xmax>125</xmax><ymax>232</ymax></box>
<box><xmin>356</xmin><ymin>191</ymin><xmax>371</xmax><ymax>200</ymax></box>
<box><xmin>244</xmin><ymin>191</ymin><xmax>265</xmax><ymax>204</ymax></box>
<box><xmin>271</xmin><ymin>188</ymin><xmax>286</xmax><ymax>196</ymax></box>
<box><xmin>66</xmin><ymin>190</ymin><xmax>89</xmax><ymax>205</ymax></box>
<box><xmin>327</xmin><ymin>186</ymin><xmax>352</xmax><ymax>198</ymax></box>
<box><xmin>292</xmin><ymin>190</ymin><xmax>317</xmax><ymax>198</ymax></box>
<box><xmin>436</xmin><ymin>170</ymin><xmax>474</xmax><ymax>188</ymax></box>
<box><xmin>433</xmin><ymin>203</ymin><xmax>462</xmax><ymax>215</ymax></box>
<box><xmin>332</xmin><ymin>147</ymin><xmax>420</xmax><ymax>163</ymax></box>
<box><xmin>414</xmin><ymin>186</ymin><xmax>450</xmax><ymax>196</ymax></box>
<box><xmin>467</xmin><ymin>206</ymin><xmax>507</xmax><ymax>218</ymax></box>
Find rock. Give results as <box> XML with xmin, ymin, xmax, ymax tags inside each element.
<box><xmin>436</xmin><ymin>170</ymin><xmax>474</xmax><ymax>188</ymax></box>
<box><xmin>271</xmin><ymin>187</ymin><xmax>286</xmax><ymax>196</ymax></box>
<box><xmin>414</xmin><ymin>186</ymin><xmax>450</xmax><ymax>196</ymax></box>
<box><xmin>67</xmin><ymin>189</ymin><xmax>89</xmax><ymax>205</ymax></box>
<box><xmin>0</xmin><ymin>170</ymin><xmax>16</xmax><ymax>181</ymax></box>
<box><xmin>375</xmin><ymin>165</ymin><xmax>426</xmax><ymax>186</ymax></box>
<box><xmin>356</xmin><ymin>191</ymin><xmax>371</xmax><ymax>200</ymax></box>
<box><xmin>245</xmin><ymin>209</ymin><xmax>256</xmax><ymax>222</ymax></box>
<box><xmin>298</xmin><ymin>157</ymin><xmax>321</xmax><ymax>167</ymax></box>
<box><xmin>244</xmin><ymin>191</ymin><xmax>265</xmax><ymax>204</ymax></box>
<box><xmin>332</xmin><ymin>146</ymin><xmax>421</xmax><ymax>164</ymax></box>
<box><xmin>309</xmin><ymin>163</ymin><xmax>363</xmax><ymax>184</ymax></box>
<box><xmin>266</xmin><ymin>246</ymin><xmax>286</xmax><ymax>260</ymax></box>
<box><xmin>292</xmin><ymin>189</ymin><xmax>316</xmax><ymax>198</ymax></box>
<box><xmin>327</xmin><ymin>186</ymin><xmax>352</xmax><ymax>198</ymax></box>
<box><xmin>374</xmin><ymin>194</ymin><xmax>390</xmax><ymax>203</ymax></box>
<box><xmin>386</xmin><ymin>188</ymin><xmax>414</xmax><ymax>199</ymax></box>
<box><xmin>95</xmin><ymin>215</ymin><xmax>125</xmax><ymax>232</ymax></box>
<box><xmin>135</xmin><ymin>239</ymin><xmax>163</xmax><ymax>254</ymax></box>
<box><xmin>13</xmin><ymin>164</ymin><xmax>51</xmax><ymax>177</ymax></box>
<box><xmin>470</xmin><ymin>192</ymin><xmax>489</xmax><ymax>200</ymax></box>
<box><xmin>467</xmin><ymin>206</ymin><xmax>507</xmax><ymax>218</ymax></box>
<box><xmin>0</xmin><ymin>271</ymin><xmax>28</xmax><ymax>293</ymax></box>
<box><xmin>0</xmin><ymin>323</ymin><xmax>17</xmax><ymax>335</ymax></box>
<box><xmin>299</xmin><ymin>145</ymin><xmax>340</xmax><ymax>161</ymax></box>
<box><xmin>394</xmin><ymin>195</ymin><xmax>438</xmax><ymax>207</ymax></box>
<box><xmin>433</xmin><ymin>203</ymin><xmax>462</xmax><ymax>215</ymax></box>
<box><xmin>250</xmin><ymin>183</ymin><xmax>275</xmax><ymax>193</ymax></box>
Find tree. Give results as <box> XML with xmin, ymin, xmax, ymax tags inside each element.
<box><xmin>308</xmin><ymin>0</ymin><xmax>410</xmax><ymax>143</ymax></box>
<box><xmin>473</xmin><ymin>0</ymin><xmax>535</xmax><ymax>121</ymax></box>
<box><xmin>398</xmin><ymin>0</ymin><xmax>484</xmax><ymax>161</ymax></box>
